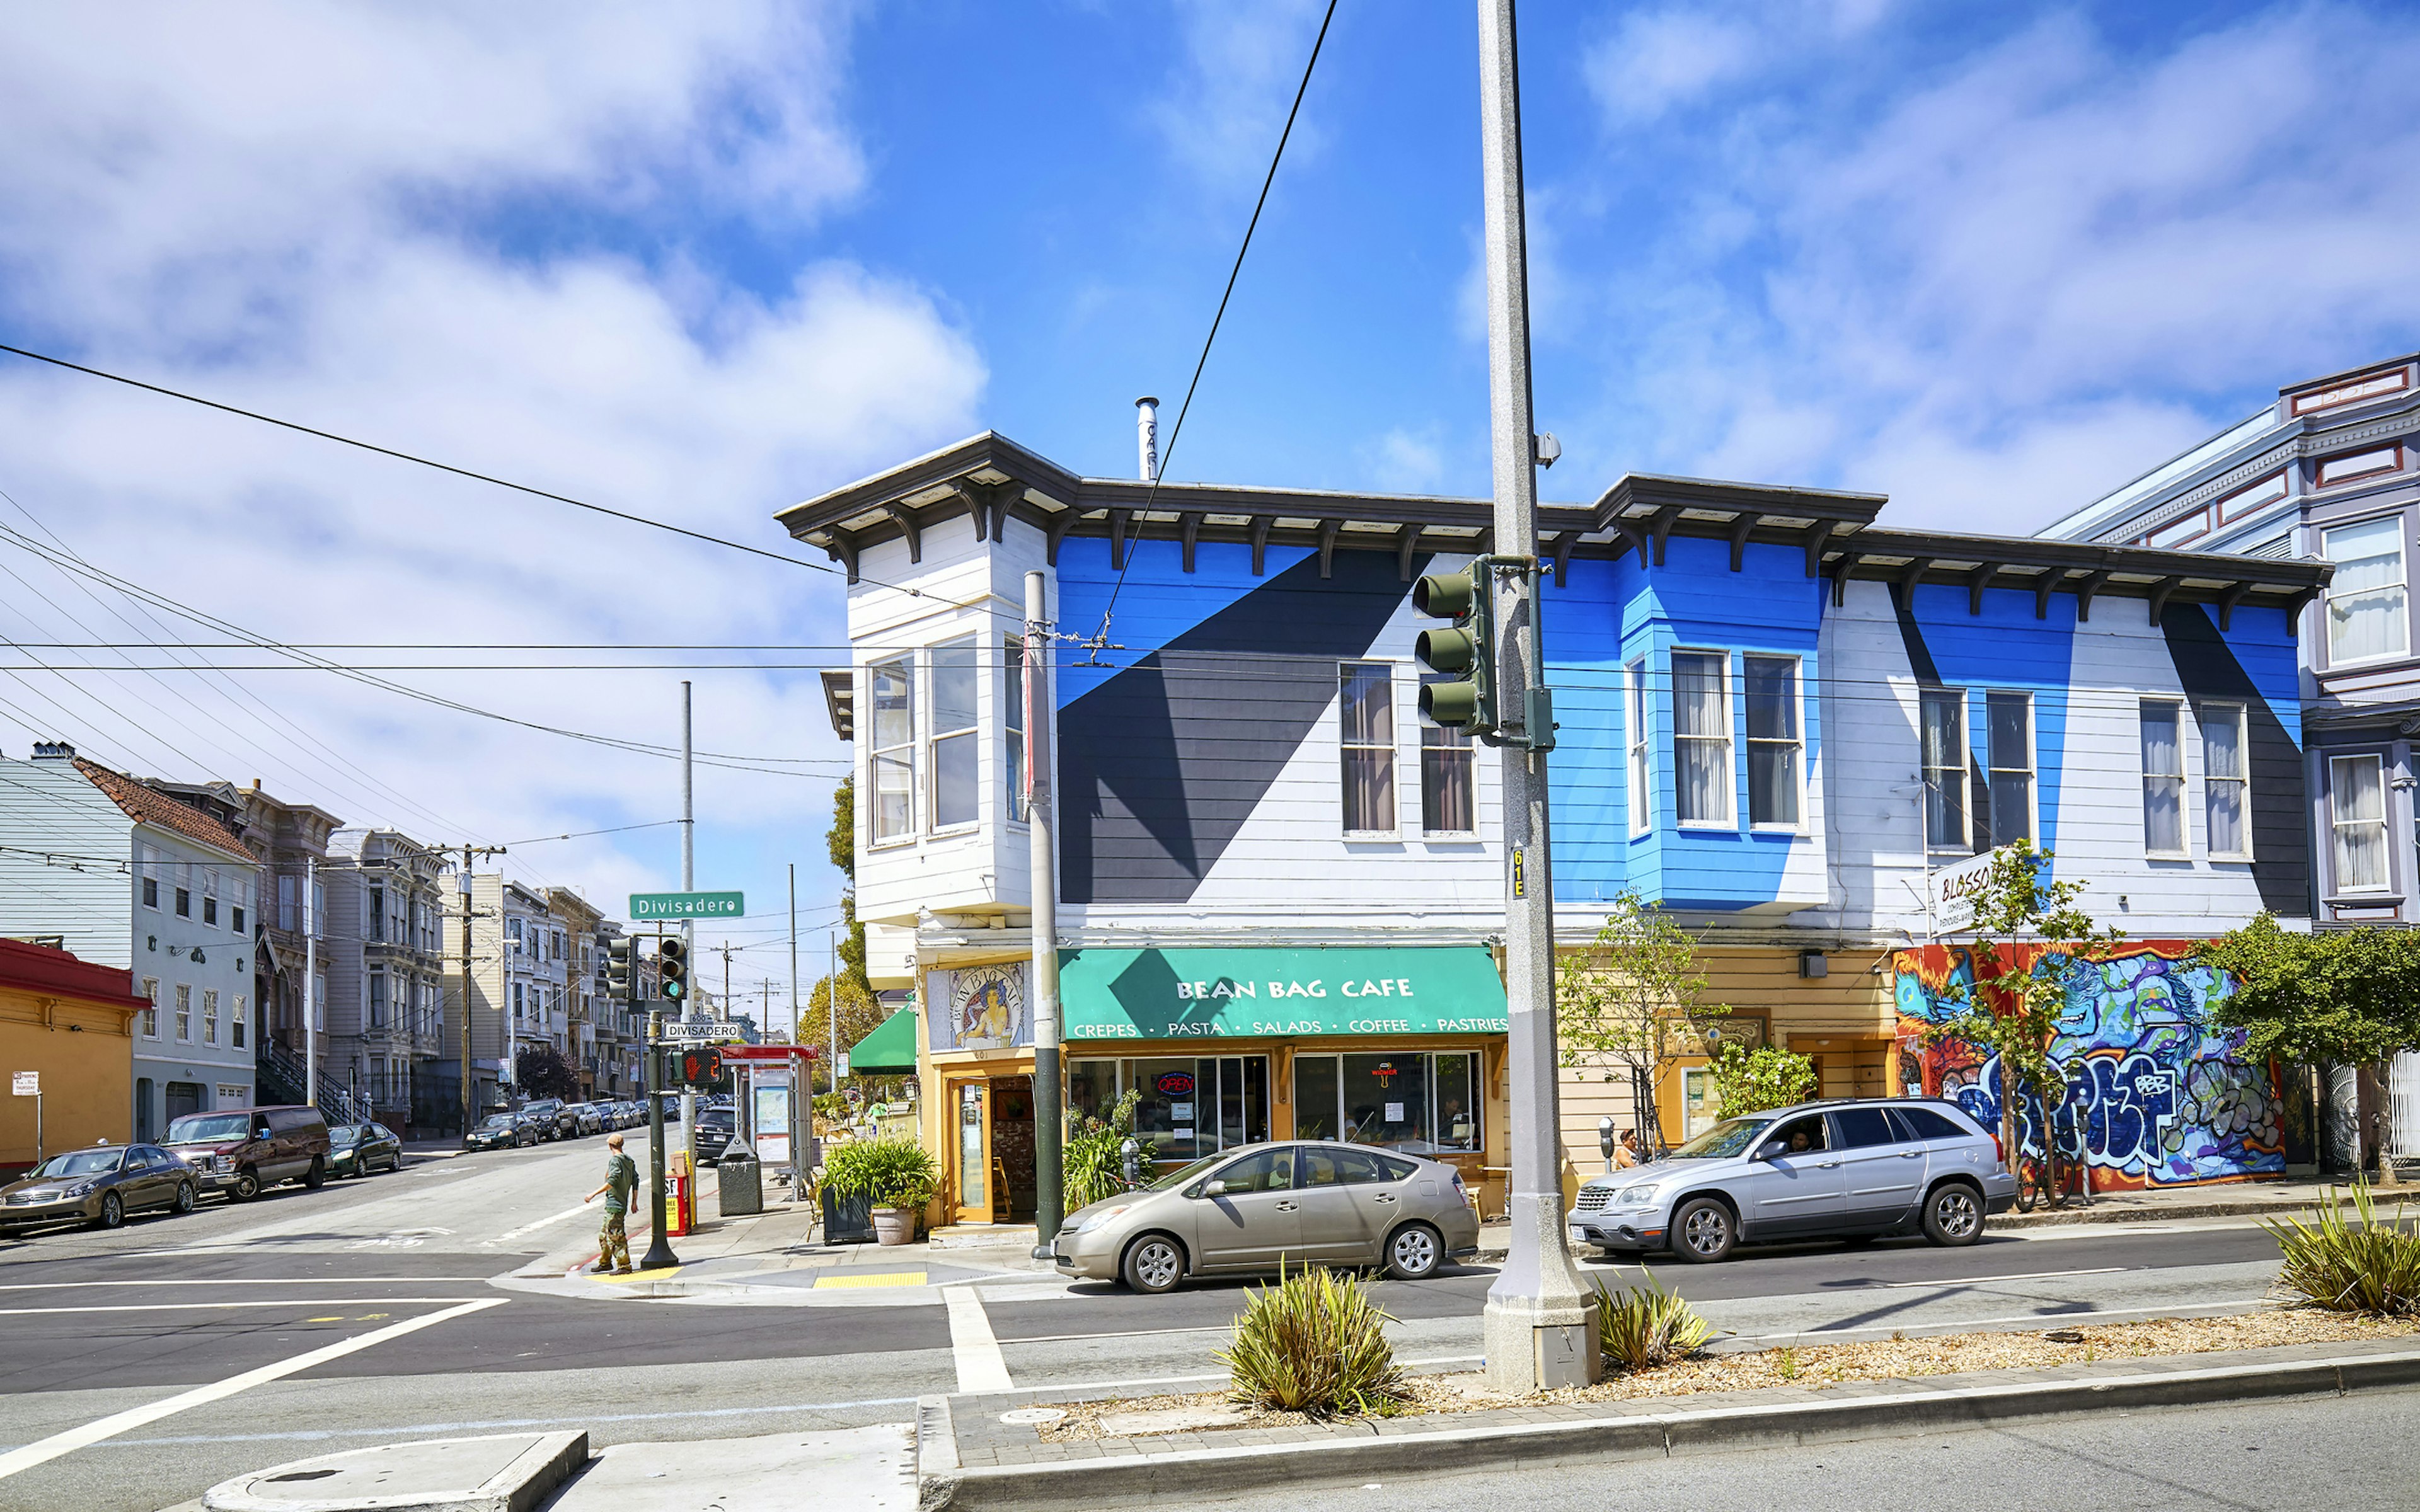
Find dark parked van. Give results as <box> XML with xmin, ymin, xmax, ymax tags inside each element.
<box><xmin>164</xmin><ymin>1105</ymin><xmax>333</xmax><ymax>1200</ymax></box>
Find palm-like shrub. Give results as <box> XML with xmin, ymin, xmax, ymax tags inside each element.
<box><xmin>1594</xmin><ymin>1268</ymin><xmax>1712</xmax><ymax>1372</ymax></box>
<box><xmin>1218</xmin><ymin>1261</ymin><xmax>1409</xmax><ymax>1418</ymax></box>
<box><xmin>818</xmin><ymin>1136</ymin><xmax>937</xmax><ymax>1210</ymax></box>
<box><xmin>2266</xmin><ymin>1184</ymin><xmax>2420</xmax><ymax>1317</ymax></box>
<box><xmin>1063</xmin><ymin>1089</ymin><xmax>1142</xmax><ymax>1211</ymax></box>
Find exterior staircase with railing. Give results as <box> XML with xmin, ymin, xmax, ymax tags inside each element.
<box><xmin>254</xmin><ymin>1040</ymin><xmax>374</xmax><ymax>1127</ymax></box>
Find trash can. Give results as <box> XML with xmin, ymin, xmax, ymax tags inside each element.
<box><xmin>716</xmin><ymin>1150</ymin><xmax>763</xmax><ymax>1217</ymax></box>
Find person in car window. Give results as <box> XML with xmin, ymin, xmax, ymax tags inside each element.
<box><xmin>584</xmin><ymin>1131</ymin><xmax>639</xmax><ymax>1274</ymax></box>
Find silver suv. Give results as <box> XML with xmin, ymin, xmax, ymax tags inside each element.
<box><xmin>1565</xmin><ymin>1099</ymin><xmax>2015</xmax><ymax>1263</ymax></box>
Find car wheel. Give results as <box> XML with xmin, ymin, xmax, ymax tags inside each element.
<box><xmin>302</xmin><ymin>1157</ymin><xmax>326</xmax><ymax>1191</ymax></box>
<box><xmin>1121</xmin><ymin>1234</ymin><xmax>1185</xmax><ymax>1294</ymax></box>
<box><xmin>1669</xmin><ymin>1196</ymin><xmax>1735</xmax><ymax>1263</ymax></box>
<box><xmin>1385</xmin><ymin>1222</ymin><xmax>1444</xmax><ymax>1280</ymax></box>
<box><xmin>1923</xmin><ymin>1184</ymin><xmax>1984</xmax><ymax>1247</ymax></box>
<box><xmin>231</xmin><ymin>1167</ymin><xmax>262</xmax><ymax>1201</ymax></box>
<box><xmin>94</xmin><ymin>1191</ymin><xmax>124</xmax><ymax>1230</ymax></box>
<box><xmin>173</xmin><ymin>1182</ymin><xmax>197</xmax><ymax>1214</ymax></box>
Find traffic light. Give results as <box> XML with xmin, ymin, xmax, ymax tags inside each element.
<box><xmin>1413</xmin><ymin>564</ymin><xmax>1495</xmax><ymax>733</ymax></box>
<box><xmin>657</xmin><ymin>937</ymin><xmax>688</xmax><ymax>1005</ymax></box>
<box><xmin>606</xmin><ymin>937</ymin><xmax>635</xmax><ymax>1004</ymax></box>
<box><xmin>669</xmin><ymin>1045</ymin><xmax>723</xmax><ymax>1091</ymax></box>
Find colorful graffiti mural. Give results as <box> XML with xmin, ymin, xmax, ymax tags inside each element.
<box><xmin>1894</xmin><ymin>942</ymin><xmax>2285</xmax><ymax>1191</ymax></box>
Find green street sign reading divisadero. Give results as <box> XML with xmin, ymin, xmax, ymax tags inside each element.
<box><xmin>629</xmin><ymin>890</ymin><xmax>745</xmax><ymax>920</ymax></box>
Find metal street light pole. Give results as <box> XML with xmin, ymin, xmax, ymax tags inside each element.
<box><xmin>1025</xmin><ymin>569</ymin><xmax>1064</xmax><ymax>1254</ymax></box>
<box><xmin>1475</xmin><ymin>0</ymin><xmax>1599</xmax><ymax>1393</ymax></box>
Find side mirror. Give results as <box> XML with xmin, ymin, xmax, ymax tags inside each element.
<box><xmin>1201</xmin><ymin>1179</ymin><xmax>1228</xmax><ymax>1198</ymax></box>
<box><xmin>1756</xmin><ymin>1142</ymin><xmax>1787</xmax><ymax>1162</ymax></box>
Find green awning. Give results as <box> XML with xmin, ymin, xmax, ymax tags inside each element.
<box><xmin>1059</xmin><ymin>947</ymin><xmax>1507</xmax><ymax>1041</ymax></box>
<box><xmin>849</xmin><ymin>1007</ymin><xmax>920</xmax><ymax>1074</ymax></box>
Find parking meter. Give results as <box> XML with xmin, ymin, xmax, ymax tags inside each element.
<box><xmin>1598</xmin><ymin>1115</ymin><xmax>1616</xmax><ymax>1172</ymax></box>
<box><xmin>1119</xmin><ymin>1137</ymin><xmax>1142</xmax><ymax>1192</ymax></box>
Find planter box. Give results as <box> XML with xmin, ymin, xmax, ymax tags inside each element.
<box><xmin>822</xmin><ymin>1189</ymin><xmax>875</xmax><ymax>1245</ymax></box>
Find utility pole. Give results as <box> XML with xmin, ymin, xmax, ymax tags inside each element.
<box><xmin>788</xmin><ymin>862</ymin><xmax>800</xmax><ymax>1048</ymax></box>
<box><xmin>827</xmin><ymin>931</ymin><xmax>839</xmax><ymax>1097</ymax></box>
<box><xmin>453</xmin><ymin>843</ymin><xmax>506</xmax><ymax>1139</ymax></box>
<box><xmin>679</xmin><ymin>681</ymin><xmax>697</xmax><ymax>1161</ymax></box>
<box><xmin>303</xmin><ymin>854</ymin><xmax>317</xmax><ymax>1112</ymax></box>
<box><xmin>1475</xmin><ymin>0</ymin><xmax>1599</xmax><ymax>1392</ymax></box>
<box><xmin>640</xmin><ymin>922</ymin><xmax>678</xmax><ymax>1269</ymax></box>
<box><xmin>1025</xmin><ymin>569</ymin><xmax>1064</xmax><ymax>1254</ymax></box>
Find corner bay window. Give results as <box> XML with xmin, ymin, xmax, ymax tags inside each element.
<box><xmin>930</xmin><ymin>636</ymin><xmax>979</xmax><ymax>829</ymax></box>
<box><xmin>2141</xmin><ymin>699</ymin><xmax>2186</xmax><ymax>856</ymax></box>
<box><xmin>1743</xmin><ymin>654</ymin><xmax>1800</xmax><ymax>827</ymax></box>
<box><xmin>1626</xmin><ymin>659</ymin><xmax>1651</xmax><ymax>833</ymax></box>
<box><xmin>1672</xmin><ymin>651</ymin><xmax>1732</xmax><ymax>826</ymax></box>
<box><xmin>868</xmin><ymin>656</ymin><xmax>914</xmax><ymax>840</ymax></box>
<box><xmin>2325</xmin><ymin>516</ymin><xmax>2408</xmax><ymax>663</ymax></box>
<box><xmin>1004</xmin><ymin>634</ymin><xmax>1028</xmax><ymax>822</ymax></box>
<box><xmin>1294</xmin><ymin>1051</ymin><xmax>1479</xmax><ymax>1155</ymax></box>
<box><xmin>1987</xmin><ymin>691</ymin><xmax>2034</xmax><ymax>846</ymax></box>
<box><xmin>1339</xmin><ymin>662</ymin><xmax>1395</xmax><ymax>833</ymax></box>
<box><xmin>2330</xmin><ymin>753</ymin><xmax>2389</xmax><ymax>892</ymax></box>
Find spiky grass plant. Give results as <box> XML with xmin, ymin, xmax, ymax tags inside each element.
<box><xmin>2264</xmin><ymin>1184</ymin><xmax>2420</xmax><ymax>1317</ymax></box>
<box><xmin>1594</xmin><ymin>1268</ymin><xmax>1714</xmax><ymax>1372</ymax></box>
<box><xmin>1218</xmin><ymin>1261</ymin><xmax>1409</xmax><ymax>1418</ymax></box>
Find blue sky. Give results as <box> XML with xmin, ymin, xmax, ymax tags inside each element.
<box><xmin>1</xmin><ymin>1</ymin><xmax>2417</xmax><ymax>1011</ymax></box>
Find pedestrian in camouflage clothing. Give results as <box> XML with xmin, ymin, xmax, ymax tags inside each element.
<box><xmin>584</xmin><ymin>1131</ymin><xmax>639</xmax><ymax>1274</ymax></box>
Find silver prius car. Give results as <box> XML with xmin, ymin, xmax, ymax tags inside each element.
<box><xmin>1053</xmin><ymin>1141</ymin><xmax>1483</xmax><ymax>1293</ymax></box>
<box><xmin>1565</xmin><ymin>1099</ymin><xmax>2016</xmax><ymax>1263</ymax></box>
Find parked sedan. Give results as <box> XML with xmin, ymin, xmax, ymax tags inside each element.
<box><xmin>328</xmin><ymin>1123</ymin><xmax>403</xmax><ymax>1177</ymax></box>
<box><xmin>0</xmin><ymin>1143</ymin><xmax>199</xmax><ymax>1232</ymax></box>
<box><xmin>570</xmin><ymin>1104</ymin><xmax>604</xmax><ymax>1137</ymax></box>
<box><xmin>1051</xmin><ymin>1141</ymin><xmax>1481</xmax><ymax>1293</ymax></box>
<box><xmin>519</xmin><ymin>1099</ymin><xmax>567</xmax><ymax>1141</ymax></box>
<box><xmin>465</xmin><ymin>1113</ymin><xmax>531</xmax><ymax>1152</ymax></box>
<box><xmin>1562</xmin><ymin>1098</ymin><xmax>2015</xmax><ymax>1263</ymax></box>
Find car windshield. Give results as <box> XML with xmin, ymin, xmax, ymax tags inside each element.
<box><xmin>33</xmin><ymin>1149</ymin><xmax>122</xmax><ymax>1178</ymax></box>
<box><xmin>166</xmin><ymin>1114</ymin><xmax>251</xmax><ymax>1144</ymax></box>
<box><xmin>478</xmin><ymin>1116</ymin><xmax>514</xmax><ymax>1130</ymax></box>
<box><xmin>1146</xmin><ymin>1153</ymin><xmax>1229</xmax><ymax>1193</ymax></box>
<box><xmin>1667</xmin><ymin>1117</ymin><xmax>1773</xmax><ymax>1159</ymax></box>
<box><xmin>331</xmin><ymin>1126</ymin><xmax>361</xmax><ymax>1145</ymax></box>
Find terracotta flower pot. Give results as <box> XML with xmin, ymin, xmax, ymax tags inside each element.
<box><xmin>871</xmin><ymin>1206</ymin><xmax>916</xmax><ymax>1246</ymax></box>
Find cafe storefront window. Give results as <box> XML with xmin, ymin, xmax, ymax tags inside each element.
<box><xmin>1294</xmin><ymin>1050</ymin><xmax>1478</xmax><ymax>1156</ymax></box>
<box><xmin>1067</xmin><ymin>1055</ymin><xmax>1271</xmax><ymax>1164</ymax></box>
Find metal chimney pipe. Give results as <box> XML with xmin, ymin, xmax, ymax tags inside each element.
<box><xmin>1135</xmin><ymin>397</ymin><xmax>1160</xmax><ymax>483</ymax></box>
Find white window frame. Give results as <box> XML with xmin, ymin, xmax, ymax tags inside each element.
<box><xmin>2329</xmin><ymin>752</ymin><xmax>2392</xmax><ymax>895</ymax></box>
<box><xmin>175</xmin><ymin>983</ymin><xmax>192</xmax><ymax>1043</ymax></box>
<box><xmin>1985</xmin><ymin>690</ymin><xmax>2035</xmax><ymax>848</ymax></box>
<box><xmin>1743</xmin><ymin>653</ymin><xmax>1804</xmax><ymax>831</ymax></box>
<box><xmin>1920</xmin><ymin>689</ymin><xmax>1969</xmax><ymax>852</ymax></box>
<box><xmin>141</xmin><ymin>978</ymin><xmax>159</xmax><ymax>1038</ymax></box>
<box><xmin>1626</xmin><ymin>658</ymin><xmax>1651</xmax><ymax>835</ymax></box>
<box><xmin>867</xmin><ymin>653</ymin><xmax>917</xmax><ymax>845</ymax></box>
<box><xmin>1338</xmin><ymin>661</ymin><xmax>1400</xmax><ymax>839</ymax></box>
<box><xmin>2323</xmin><ymin>514</ymin><xmax>2409</xmax><ymax>667</ymax></box>
<box><xmin>1671</xmin><ymin>649</ymin><xmax>1734</xmax><ymax>829</ymax></box>
<box><xmin>1417</xmin><ymin>674</ymin><xmax>1477</xmax><ymax>838</ymax></box>
<box><xmin>928</xmin><ymin>634</ymin><xmax>982</xmax><ymax>834</ymax></box>
<box><xmin>2201</xmin><ymin>701</ymin><xmax>2252</xmax><ymax>862</ymax></box>
<box><xmin>1003</xmin><ymin>634</ymin><xmax>1028</xmax><ymax>826</ymax></box>
<box><xmin>2140</xmin><ymin>697</ymin><xmax>2189</xmax><ymax>859</ymax></box>
<box><xmin>202</xmin><ymin>989</ymin><xmax>218</xmax><ymax>1046</ymax></box>
<box><xmin>233</xmin><ymin>994</ymin><xmax>246</xmax><ymax>1050</ymax></box>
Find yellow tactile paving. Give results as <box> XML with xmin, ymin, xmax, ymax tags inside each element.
<box><xmin>592</xmin><ymin>1266</ymin><xmax>682</xmax><ymax>1284</ymax></box>
<box><xmin>812</xmin><ymin>1271</ymin><xmax>928</xmax><ymax>1290</ymax></box>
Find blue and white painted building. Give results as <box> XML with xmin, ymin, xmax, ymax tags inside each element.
<box><xmin>786</xmin><ymin>428</ymin><xmax>2326</xmax><ymax>1214</ymax></box>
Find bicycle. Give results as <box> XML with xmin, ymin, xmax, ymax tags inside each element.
<box><xmin>2012</xmin><ymin>1148</ymin><xmax>2055</xmax><ymax>1213</ymax></box>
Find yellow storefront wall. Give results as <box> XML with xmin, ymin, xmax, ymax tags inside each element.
<box><xmin>1</xmin><ymin>983</ymin><xmax>139</xmax><ymax>1175</ymax></box>
<box><xmin>1554</xmin><ymin>945</ymin><xmax>1896</xmax><ymax>1197</ymax></box>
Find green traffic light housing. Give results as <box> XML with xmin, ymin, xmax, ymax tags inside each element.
<box><xmin>1412</xmin><ymin>566</ymin><xmax>1495</xmax><ymax>734</ymax></box>
<box><xmin>606</xmin><ymin>937</ymin><xmax>635</xmax><ymax>1000</ymax></box>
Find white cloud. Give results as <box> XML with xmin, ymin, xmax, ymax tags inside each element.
<box><xmin>1573</xmin><ymin>4</ymin><xmax>2420</xmax><ymax>530</ymax></box>
<box><xmin>1149</xmin><ymin>0</ymin><xmax>1332</xmax><ymax>190</ymax></box>
<box><xmin>1361</xmin><ymin>426</ymin><xmax>1449</xmax><ymax>495</ymax></box>
<box><xmin>0</xmin><ymin>3</ymin><xmax>983</xmax><ymax>971</ymax></box>
<box><xmin>1582</xmin><ymin>8</ymin><xmax>1759</xmax><ymax>123</ymax></box>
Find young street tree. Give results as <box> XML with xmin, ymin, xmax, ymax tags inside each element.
<box><xmin>2197</xmin><ymin>914</ymin><xmax>2420</xmax><ymax>1172</ymax></box>
<box><xmin>1558</xmin><ymin>889</ymin><xmax>1729</xmax><ymax>1154</ymax></box>
<box><xmin>1708</xmin><ymin>1041</ymin><xmax>1819</xmax><ymax>1119</ymax></box>
<box><xmin>1930</xmin><ymin>839</ymin><xmax>2123</xmax><ymax>1197</ymax></box>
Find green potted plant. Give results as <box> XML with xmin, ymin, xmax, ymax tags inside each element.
<box><xmin>820</xmin><ymin>1136</ymin><xmax>938</xmax><ymax>1246</ymax></box>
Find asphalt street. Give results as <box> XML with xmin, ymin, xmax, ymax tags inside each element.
<box><xmin>1187</xmin><ymin>1388</ymin><xmax>2420</xmax><ymax>1512</ymax></box>
<box><xmin>0</xmin><ymin>1130</ymin><xmax>2322</xmax><ymax>1512</ymax></box>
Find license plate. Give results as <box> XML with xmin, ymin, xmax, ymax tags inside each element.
<box><xmin>1567</xmin><ymin>1225</ymin><xmax>1584</xmax><ymax>1242</ymax></box>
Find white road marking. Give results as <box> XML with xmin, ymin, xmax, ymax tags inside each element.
<box><xmin>0</xmin><ymin>1297</ymin><xmax>506</xmax><ymax>1482</ymax></box>
<box><xmin>1732</xmin><ymin>1297</ymin><xmax>2270</xmax><ymax>1341</ymax></box>
<box><xmin>999</xmin><ymin>1324</ymin><xmax>1237</xmax><ymax>1346</ymax></box>
<box><xmin>943</xmin><ymin>1286</ymin><xmax>1014</xmax><ymax>1393</ymax></box>
<box><xmin>0</xmin><ymin>1299</ymin><xmax>476</xmax><ymax>1315</ymax></box>
<box><xmin>0</xmin><ymin>1277</ymin><xmax>490</xmax><ymax>1290</ymax></box>
<box><xmin>493</xmin><ymin>1202</ymin><xmax>598</xmax><ymax>1244</ymax></box>
<box><xmin>1874</xmin><ymin>1266</ymin><xmax>2128</xmax><ymax>1288</ymax></box>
